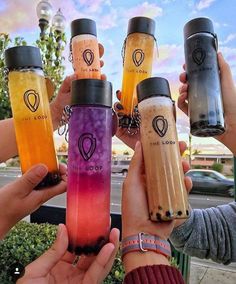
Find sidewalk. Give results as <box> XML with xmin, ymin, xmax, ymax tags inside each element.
<box><xmin>190</xmin><ymin>257</ymin><xmax>236</xmax><ymax>284</ymax></box>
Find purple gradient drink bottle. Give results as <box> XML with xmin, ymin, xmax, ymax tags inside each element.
<box><xmin>66</xmin><ymin>79</ymin><xmax>113</xmax><ymax>255</ymax></box>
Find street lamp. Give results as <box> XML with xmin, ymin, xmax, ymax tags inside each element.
<box><xmin>52</xmin><ymin>8</ymin><xmax>66</xmax><ymax>33</ymax></box>
<box><xmin>36</xmin><ymin>0</ymin><xmax>53</xmax><ymax>38</ymax></box>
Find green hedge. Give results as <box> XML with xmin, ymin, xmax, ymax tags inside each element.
<box><xmin>0</xmin><ymin>221</ymin><xmax>124</xmax><ymax>283</ymax></box>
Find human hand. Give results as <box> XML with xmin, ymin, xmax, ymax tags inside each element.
<box><xmin>50</xmin><ymin>44</ymin><xmax>106</xmax><ymax>129</ymax></box>
<box><xmin>122</xmin><ymin>141</ymin><xmax>191</xmax><ymax>240</ymax></box>
<box><xmin>178</xmin><ymin>53</ymin><xmax>236</xmax><ymax>155</ymax></box>
<box><xmin>0</xmin><ymin>164</ymin><xmax>67</xmax><ymax>239</ymax></box>
<box><xmin>114</xmin><ymin>90</ymin><xmax>140</xmax><ymax>150</ymax></box>
<box><xmin>17</xmin><ymin>224</ymin><xmax>120</xmax><ymax>284</ymax></box>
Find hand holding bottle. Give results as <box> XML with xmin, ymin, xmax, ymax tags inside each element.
<box><xmin>17</xmin><ymin>224</ymin><xmax>119</xmax><ymax>284</ymax></box>
<box><xmin>178</xmin><ymin>53</ymin><xmax>236</xmax><ymax>155</ymax></box>
<box><xmin>0</xmin><ymin>164</ymin><xmax>67</xmax><ymax>240</ymax></box>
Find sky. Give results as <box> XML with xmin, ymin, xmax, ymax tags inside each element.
<box><xmin>1</xmin><ymin>0</ymin><xmax>236</xmax><ymax>154</ymax></box>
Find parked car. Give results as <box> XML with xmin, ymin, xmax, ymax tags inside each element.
<box><xmin>112</xmin><ymin>160</ymin><xmax>130</xmax><ymax>175</ymax></box>
<box><xmin>186</xmin><ymin>169</ymin><xmax>235</xmax><ymax>197</ymax></box>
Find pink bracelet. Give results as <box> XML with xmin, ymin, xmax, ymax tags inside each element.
<box><xmin>121</xmin><ymin>232</ymin><xmax>171</xmax><ymax>260</ymax></box>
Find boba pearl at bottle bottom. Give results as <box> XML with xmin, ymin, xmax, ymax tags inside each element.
<box><xmin>66</xmin><ymin>107</ymin><xmax>112</xmax><ymax>255</ymax></box>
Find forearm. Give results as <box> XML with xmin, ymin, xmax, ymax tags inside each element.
<box><xmin>0</xmin><ymin>118</ymin><xmax>18</xmax><ymax>162</ymax></box>
<box><xmin>123</xmin><ymin>251</ymin><xmax>170</xmax><ymax>274</ymax></box>
<box><xmin>50</xmin><ymin>101</ymin><xmax>64</xmax><ymax>130</ymax></box>
<box><xmin>123</xmin><ymin>253</ymin><xmax>184</xmax><ymax>284</ymax></box>
<box><xmin>170</xmin><ymin>202</ymin><xmax>236</xmax><ymax>264</ymax></box>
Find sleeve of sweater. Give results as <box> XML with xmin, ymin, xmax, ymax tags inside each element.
<box><xmin>170</xmin><ymin>202</ymin><xmax>236</xmax><ymax>264</ymax></box>
<box><xmin>123</xmin><ymin>265</ymin><xmax>185</xmax><ymax>284</ymax></box>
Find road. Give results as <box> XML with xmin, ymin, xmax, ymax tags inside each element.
<box><xmin>0</xmin><ymin>169</ymin><xmax>234</xmax><ymax>213</ymax></box>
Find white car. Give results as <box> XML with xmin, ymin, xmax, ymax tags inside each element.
<box><xmin>111</xmin><ymin>160</ymin><xmax>130</xmax><ymax>175</ymax></box>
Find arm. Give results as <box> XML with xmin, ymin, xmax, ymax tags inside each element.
<box><xmin>0</xmin><ymin>75</ymin><xmax>75</xmax><ymax>162</ymax></box>
<box><xmin>121</xmin><ymin>141</ymin><xmax>185</xmax><ymax>284</ymax></box>
<box><xmin>170</xmin><ymin>202</ymin><xmax>236</xmax><ymax>264</ymax></box>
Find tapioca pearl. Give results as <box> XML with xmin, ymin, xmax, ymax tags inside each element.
<box><xmin>186</xmin><ymin>210</ymin><xmax>189</xmax><ymax>216</ymax></box>
<box><xmin>156</xmin><ymin>213</ymin><xmax>162</xmax><ymax>221</ymax></box>
<box><xmin>177</xmin><ymin>211</ymin><xmax>182</xmax><ymax>216</ymax></box>
<box><xmin>199</xmin><ymin>114</ymin><xmax>206</xmax><ymax>119</ymax></box>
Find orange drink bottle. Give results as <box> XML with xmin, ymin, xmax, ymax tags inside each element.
<box><xmin>5</xmin><ymin>46</ymin><xmax>60</xmax><ymax>189</ymax></box>
<box><xmin>71</xmin><ymin>18</ymin><xmax>101</xmax><ymax>79</ymax></box>
<box><xmin>120</xmin><ymin>16</ymin><xmax>156</xmax><ymax>128</ymax></box>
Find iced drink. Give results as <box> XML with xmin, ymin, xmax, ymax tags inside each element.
<box><xmin>137</xmin><ymin>77</ymin><xmax>189</xmax><ymax>221</ymax></box>
<box><xmin>5</xmin><ymin>46</ymin><xmax>60</xmax><ymax>188</ymax></box>
<box><xmin>120</xmin><ymin>17</ymin><xmax>155</xmax><ymax>127</ymax></box>
<box><xmin>71</xmin><ymin>18</ymin><xmax>101</xmax><ymax>79</ymax></box>
<box><xmin>66</xmin><ymin>79</ymin><xmax>112</xmax><ymax>255</ymax></box>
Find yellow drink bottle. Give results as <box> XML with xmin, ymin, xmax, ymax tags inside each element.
<box><xmin>5</xmin><ymin>46</ymin><xmax>60</xmax><ymax>189</ymax></box>
<box><xmin>120</xmin><ymin>16</ymin><xmax>156</xmax><ymax>128</ymax></box>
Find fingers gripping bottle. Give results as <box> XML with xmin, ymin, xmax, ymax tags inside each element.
<box><xmin>71</xmin><ymin>18</ymin><xmax>101</xmax><ymax>79</ymax></box>
<box><xmin>137</xmin><ymin>77</ymin><xmax>189</xmax><ymax>221</ymax></box>
<box><xmin>5</xmin><ymin>46</ymin><xmax>60</xmax><ymax>188</ymax></box>
<box><xmin>66</xmin><ymin>79</ymin><xmax>113</xmax><ymax>255</ymax></box>
<box><xmin>120</xmin><ymin>16</ymin><xmax>156</xmax><ymax>128</ymax></box>
<box><xmin>184</xmin><ymin>17</ymin><xmax>225</xmax><ymax>137</ymax></box>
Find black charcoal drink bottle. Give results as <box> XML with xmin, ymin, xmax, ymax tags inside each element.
<box><xmin>184</xmin><ymin>17</ymin><xmax>225</xmax><ymax>137</ymax></box>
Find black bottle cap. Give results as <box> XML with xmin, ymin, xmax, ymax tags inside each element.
<box><xmin>127</xmin><ymin>16</ymin><xmax>155</xmax><ymax>37</ymax></box>
<box><xmin>71</xmin><ymin>18</ymin><xmax>97</xmax><ymax>38</ymax></box>
<box><xmin>5</xmin><ymin>46</ymin><xmax>43</xmax><ymax>70</ymax></box>
<box><xmin>184</xmin><ymin>17</ymin><xmax>215</xmax><ymax>40</ymax></box>
<box><xmin>71</xmin><ymin>79</ymin><xmax>112</xmax><ymax>107</ymax></box>
<box><xmin>137</xmin><ymin>77</ymin><xmax>171</xmax><ymax>103</ymax></box>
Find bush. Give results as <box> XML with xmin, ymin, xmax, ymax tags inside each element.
<box><xmin>212</xmin><ymin>163</ymin><xmax>223</xmax><ymax>173</ymax></box>
<box><xmin>0</xmin><ymin>221</ymin><xmax>124</xmax><ymax>283</ymax></box>
<box><xmin>192</xmin><ymin>165</ymin><xmax>203</xmax><ymax>169</ymax></box>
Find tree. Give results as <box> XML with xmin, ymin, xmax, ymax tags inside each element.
<box><xmin>0</xmin><ymin>30</ymin><xmax>66</xmax><ymax>120</ymax></box>
<box><xmin>212</xmin><ymin>162</ymin><xmax>223</xmax><ymax>173</ymax></box>
<box><xmin>0</xmin><ymin>34</ymin><xmax>27</xmax><ymax>119</ymax></box>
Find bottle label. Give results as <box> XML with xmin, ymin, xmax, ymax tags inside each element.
<box><xmin>83</xmin><ymin>49</ymin><xmax>94</xmax><ymax>66</ymax></box>
<box><xmin>152</xmin><ymin>115</ymin><xmax>168</xmax><ymax>137</ymax></box>
<box><xmin>132</xmin><ymin>49</ymin><xmax>145</xmax><ymax>67</ymax></box>
<box><xmin>23</xmin><ymin>89</ymin><xmax>40</xmax><ymax>113</ymax></box>
<box><xmin>78</xmin><ymin>133</ymin><xmax>96</xmax><ymax>161</ymax></box>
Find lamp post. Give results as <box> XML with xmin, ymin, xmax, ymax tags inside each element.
<box><xmin>36</xmin><ymin>0</ymin><xmax>53</xmax><ymax>39</ymax></box>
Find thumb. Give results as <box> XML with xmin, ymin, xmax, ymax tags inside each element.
<box><xmin>23</xmin><ymin>224</ymin><xmax>68</xmax><ymax>278</ymax></box>
<box><xmin>218</xmin><ymin>52</ymin><xmax>235</xmax><ymax>87</ymax></box>
<box><xmin>13</xmin><ymin>164</ymin><xmax>48</xmax><ymax>196</ymax></box>
<box><xmin>126</xmin><ymin>141</ymin><xmax>143</xmax><ymax>181</ymax></box>
<box><xmin>83</xmin><ymin>243</ymin><xmax>115</xmax><ymax>284</ymax></box>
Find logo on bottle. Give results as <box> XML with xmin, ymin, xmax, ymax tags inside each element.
<box><xmin>83</xmin><ymin>49</ymin><xmax>94</xmax><ymax>66</ymax></box>
<box><xmin>78</xmin><ymin>133</ymin><xmax>96</xmax><ymax>161</ymax></box>
<box><xmin>192</xmin><ymin>48</ymin><xmax>206</xmax><ymax>65</ymax></box>
<box><xmin>23</xmin><ymin>89</ymin><xmax>40</xmax><ymax>112</ymax></box>
<box><xmin>152</xmin><ymin>115</ymin><xmax>168</xmax><ymax>137</ymax></box>
<box><xmin>132</xmin><ymin>49</ymin><xmax>145</xmax><ymax>67</ymax></box>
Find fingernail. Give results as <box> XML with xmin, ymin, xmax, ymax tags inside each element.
<box><xmin>36</xmin><ymin>164</ymin><xmax>48</xmax><ymax>176</ymax></box>
<box><xmin>116</xmin><ymin>103</ymin><xmax>123</xmax><ymax>110</ymax></box>
<box><xmin>57</xmin><ymin>224</ymin><xmax>63</xmax><ymax>238</ymax></box>
<box><xmin>135</xmin><ymin>141</ymin><xmax>141</xmax><ymax>151</ymax></box>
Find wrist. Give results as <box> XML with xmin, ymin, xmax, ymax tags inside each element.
<box><xmin>123</xmin><ymin>251</ymin><xmax>170</xmax><ymax>274</ymax></box>
<box><xmin>50</xmin><ymin>101</ymin><xmax>64</xmax><ymax>130</ymax></box>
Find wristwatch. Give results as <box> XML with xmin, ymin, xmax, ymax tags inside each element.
<box><xmin>121</xmin><ymin>232</ymin><xmax>171</xmax><ymax>259</ymax></box>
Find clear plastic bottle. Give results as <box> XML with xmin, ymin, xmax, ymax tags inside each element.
<box><xmin>120</xmin><ymin>16</ymin><xmax>156</xmax><ymax>128</ymax></box>
<box><xmin>184</xmin><ymin>17</ymin><xmax>225</xmax><ymax>137</ymax></box>
<box><xmin>71</xmin><ymin>18</ymin><xmax>101</xmax><ymax>79</ymax></box>
<box><xmin>137</xmin><ymin>77</ymin><xmax>189</xmax><ymax>221</ymax></box>
<box><xmin>5</xmin><ymin>46</ymin><xmax>60</xmax><ymax>188</ymax></box>
<box><xmin>66</xmin><ymin>79</ymin><xmax>113</xmax><ymax>255</ymax></box>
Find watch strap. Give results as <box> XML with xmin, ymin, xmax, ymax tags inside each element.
<box><xmin>121</xmin><ymin>232</ymin><xmax>171</xmax><ymax>259</ymax></box>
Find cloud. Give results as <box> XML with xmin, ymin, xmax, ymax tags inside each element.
<box><xmin>196</xmin><ymin>0</ymin><xmax>216</xmax><ymax>10</ymax></box>
<box><xmin>219</xmin><ymin>34</ymin><xmax>236</xmax><ymax>45</ymax></box>
<box><xmin>125</xmin><ymin>2</ymin><xmax>163</xmax><ymax>19</ymax></box>
<box><xmin>97</xmin><ymin>8</ymin><xmax>118</xmax><ymax>30</ymax></box>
